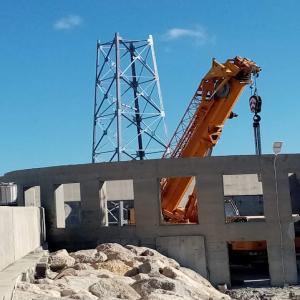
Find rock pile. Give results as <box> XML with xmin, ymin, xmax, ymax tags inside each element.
<box><xmin>14</xmin><ymin>243</ymin><xmax>230</xmax><ymax>300</ymax></box>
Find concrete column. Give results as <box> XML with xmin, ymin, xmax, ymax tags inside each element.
<box><xmin>80</xmin><ymin>180</ymin><xmax>107</xmax><ymax>227</ymax></box>
<box><xmin>17</xmin><ymin>184</ymin><xmax>25</xmax><ymax>206</ymax></box>
<box><xmin>276</xmin><ymin>167</ymin><xmax>297</xmax><ymax>285</ymax></box>
<box><xmin>133</xmin><ymin>178</ymin><xmax>160</xmax><ymax>246</ymax></box>
<box><xmin>196</xmin><ymin>173</ymin><xmax>225</xmax><ymax>226</ymax></box>
<box><xmin>261</xmin><ymin>160</ymin><xmax>288</xmax><ymax>222</ymax></box>
<box><xmin>40</xmin><ymin>183</ymin><xmax>56</xmax><ymax>230</ymax></box>
<box><xmin>262</xmin><ymin>158</ymin><xmax>297</xmax><ymax>285</ymax></box>
<box><xmin>24</xmin><ymin>186</ymin><xmax>41</xmax><ymax>207</ymax></box>
<box><xmin>196</xmin><ymin>173</ymin><xmax>231</xmax><ymax>285</ymax></box>
<box><xmin>54</xmin><ymin>185</ymin><xmax>65</xmax><ymax>228</ymax></box>
<box><xmin>267</xmin><ymin>232</ymin><xmax>297</xmax><ymax>286</ymax></box>
<box><xmin>205</xmin><ymin>238</ymin><xmax>231</xmax><ymax>286</ymax></box>
<box><xmin>100</xmin><ymin>182</ymin><xmax>108</xmax><ymax>226</ymax></box>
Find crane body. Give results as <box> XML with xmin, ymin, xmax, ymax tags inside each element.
<box><xmin>161</xmin><ymin>57</ymin><xmax>261</xmax><ymax>223</ymax></box>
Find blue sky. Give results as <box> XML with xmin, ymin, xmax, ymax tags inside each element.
<box><xmin>1</xmin><ymin>0</ymin><xmax>300</xmax><ymax>175</ymax></box>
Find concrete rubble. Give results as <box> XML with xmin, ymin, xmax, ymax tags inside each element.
<box><xmin>13</xmin><ymin>243</ymin><xmax>230</xmax><ymax>300</ymax></box>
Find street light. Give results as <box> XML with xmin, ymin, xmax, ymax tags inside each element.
<box><xmin>273</xmin><ymin>141</ymin><xmax>283</xmax><ymax>155</ymax></box>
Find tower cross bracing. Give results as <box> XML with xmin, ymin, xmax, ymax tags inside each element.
<box><xmin>92</xmin><ymin>33</ymin><xmax>169</xmax><ymax>163</ymax></box>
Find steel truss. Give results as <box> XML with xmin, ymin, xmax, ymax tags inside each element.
<box><xmin>162</xmin><ymin>88</ymin><xmax>202</xmax><ymax>158</ymax></box>
<box><xmin>107</xmin><ymin>200</ymin><xmax>133</xmax><ymax>226</ymax></box>
<box><xmin>92</xmin><ymin>32</ymin><xmax>168</xmax><ymax>163</ymax></box>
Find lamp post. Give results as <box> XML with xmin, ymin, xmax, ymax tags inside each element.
<box><xmin>272</xmin><ymin>141</ymin><xmax>285</xmax><ymax>285</ymax></box>
<box><xmin>273</xmin><ymin>142</ymin><xmax>283</xmax><ymax>156</ymax></box>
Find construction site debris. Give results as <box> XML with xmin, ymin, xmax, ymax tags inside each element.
<box><xmin>13</xmin><ymin>243</ymin><xmax>230</xmax><ymax>300</ymax></box>
<box><xmin>227</xmin><ymin>287</ymin><xmax>300</xmax><ymax>300</ymax></box>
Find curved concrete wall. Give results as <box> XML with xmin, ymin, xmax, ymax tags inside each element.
<box><xmin>2</xmin><ymin>154</ymin><xmax>300</xmax><ymax>286</ymax></box>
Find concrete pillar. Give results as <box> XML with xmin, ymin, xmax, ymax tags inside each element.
<box><xmin>196</xmin><ymin>173</ymin><xmax>231</xmax><ymax>285</ymax></box>
<box><xmin>262</xmin><ymin>158</ymin><xmax>297</xmax><ymax>285</ymax></box>
<box><xmin>40</xmin><ymin>183</ymin><xmax>56</xmax><ymax>230</ymax></box>
<box><xmin>17</xmin><ymin>184</ymin><xmax>25</xmax><ymax>206</ymax></box>
<box><xmin>24</xmin><ymin>186</ymin><xmax>41</xmax><ymax>207</ymax></box>
<box><xmin>276</xmin><ymin>162</ymin><xmax>298</xmax><ymax>285</ymax></box>
<box><xmin>196</xmin><ymin>173</ymin><xmax>225</xmax><ymax>226</ymax></box>
<box><xmin>54</xmin><ymin>185</ymin><xmax>65</xmax><ymax>229</ymax></box>
<box><xmin>267</xmin><ymin>231</ymin><xmax>297</xmax><ymax>286</ymax></box>
<box><xmin>80</xmin><ymin>180</ymin><xmax>107</xmax><ymax>227</ymax></box>
<box><xmin>100</xmin><ymin>182</ymin><xmax>108</xmax><ymax>226</ymax></box>
<box><xmin>205</xmin><ymin>239</ymin><xmax>231</xmax><ymax>286</ymax></box>
<box><xmin>133</xmin><ymin>178</ymin><xmax>160</xmax><ymax>246</ymax></box>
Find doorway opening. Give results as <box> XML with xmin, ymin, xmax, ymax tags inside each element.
<box><xmin>228</xmin><ymin>240</ymin><xmax>270</xmax><ymax>287</ymax></box>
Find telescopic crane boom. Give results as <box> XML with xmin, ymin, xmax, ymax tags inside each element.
<box><xmin>161</xmin><ymin>56</ymin><xmax>261</xmax><ymax>223</ymax></box>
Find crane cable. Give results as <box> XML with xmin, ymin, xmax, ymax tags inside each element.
<box><xmin>249</xmin><ymin>75</ymin><xmax>262</xmax><ymax>156</ymax></box>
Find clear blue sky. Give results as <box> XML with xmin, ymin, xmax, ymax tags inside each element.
<box><xmin>1</xmin><ymin>0</ymin><xmax>299</xmax><ymax>175</ymax></box>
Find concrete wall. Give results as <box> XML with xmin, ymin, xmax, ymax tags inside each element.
<box><xmin>289</xmin><ymin>173</ymin><xmax>300</xmax><ymax>234</ymax></box>
<box><xmin>58</xmin><ymin>181</ymin><xmax>133</xmax><ymax>227</ymax></box>
<box><xmin>0</xmin><ymin>207</ymin><xmax>44</xmax><ymax>271</ymax></box>
<box><xmin>61</xmin><ymin>180</ymin><xmax>134</xmax><ymax>202</ymax></box>
<box><xmin>223</xmin><ymin>174</ymin><xmax>263</xmax><ymax>196</ymax></box>
<box><xmin>156</xmin><ymin>236</ymin><xmax>207</xmax><ymax>278</ymax></box>
<box><xmin>106</xmin><ymin>180</ymin><xmax>134</xmax><ymax>201</ymax></box>
<box><xmin>2</xmin><ymin>154</ymin><xmax>300</xmax><ymax>286</ymax></box>
<box><xmin>63</xmin><ymin>183</ymin><xmax>81</xmax><ymax>202</ymax></box>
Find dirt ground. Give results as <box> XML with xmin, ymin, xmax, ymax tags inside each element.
<box><xmin>227</xmin><ymin>286</ymin><xmax>300</xmax><ymax>300</ymax></box>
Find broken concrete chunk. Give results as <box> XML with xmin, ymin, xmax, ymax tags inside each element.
<box><xmin>49</xmin><ymin>249</ymin><xmax>75</xmax><ymax>271</ymax></box>
<box><xmin>14</xmin><ymin>243</ymin><xmax>231</xmax><ymax>300</ymax></box>
<box><xmin>89</xmin><ymin>278</ymin><xmax>140</xmax><ymax>299</ymax></box>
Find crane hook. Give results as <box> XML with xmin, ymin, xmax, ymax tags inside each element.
<box><xmin>249</xmin><ymin>94</ymin><xmax>262</xmax><ymax>114</ymax></box>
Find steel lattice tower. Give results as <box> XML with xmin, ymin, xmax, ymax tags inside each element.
<box><xmin>92</xmin><ymin>33</ymin><xmax>168</xmax><ymax>163</ymax></box>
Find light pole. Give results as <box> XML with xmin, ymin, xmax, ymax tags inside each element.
<box><xmin>273</xmin><ymin>142</ymin><xmax>283</xmax><ymax>156</ymax></box>
<box><xmin>272</xmin><ymin>141</ymin><xmax>285</xmax><ymax>285</ymax></box>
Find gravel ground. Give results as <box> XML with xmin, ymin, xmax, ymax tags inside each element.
<box><xmin>227</xmin><ymin>286</ymin><xmax>300</xmax><ymax>300</ymax></box>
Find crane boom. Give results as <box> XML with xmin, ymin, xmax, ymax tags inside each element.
<box><xmin>161</xmin><ymin>56</ymin><xmax>261</xmax><ymax>222</ymax></box>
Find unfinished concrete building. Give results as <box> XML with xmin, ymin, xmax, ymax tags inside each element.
<box><xmin>1</xmin><ymin>154</ymin><xmax>300</xmax><ymax>287</ymax></box>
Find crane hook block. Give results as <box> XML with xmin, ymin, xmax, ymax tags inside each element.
<box><xmin>249</xmin><ymin>95</ymin><xmax>262</xmax><ymax>113</ymax></box>
<box><xmin>253</xmin><ymin>114</ymin><xmax>261</xmax><ymax>123</ymax></box>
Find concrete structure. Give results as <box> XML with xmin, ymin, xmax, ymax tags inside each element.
<box><xmin>223</xmin><ymin>174</ymin><xmax>264</xmax><ymax>217</ymax></box>
<box><xmin>0</xmin><ymin>205</ymin><xmax>45</xmax><ymax>298</ymax></box>
<box><xmin>1</xmin><ymin>154</ymin><xmax>300</xmax><ymax>286</ymax></box>
<box><xmin>223</xmin><ymin>174</ymin><xmax>263</xmax><ymax>195</ymax></box>
<box><xmin>0</xmin><ymin>207</ymin><xmax>45</xmax><ymax>271</ymax></box>
<box><xmin>156</xmin><ymin>236</ymin><xmax>207</xmax><ymax>277</ymax></box>
<box><xmin>0</xmin><ymin>183</ymin><xmax>17</xmax><ymax>205</ymax></box>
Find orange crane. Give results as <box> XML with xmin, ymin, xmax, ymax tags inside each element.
<box><xmin>161</xmin><ymin>56</ymin><xmax>261</xmax><ymax>223</ymax></box>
